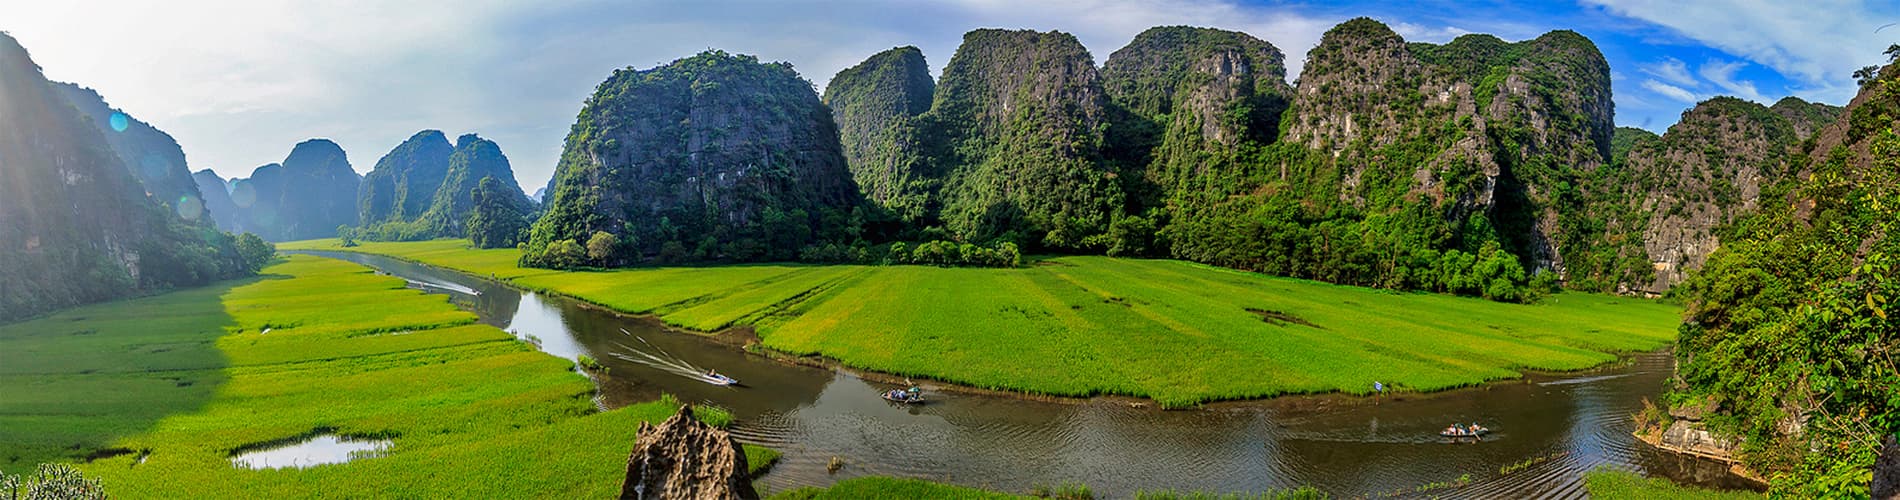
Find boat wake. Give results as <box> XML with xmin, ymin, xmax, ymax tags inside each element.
<box><xmin>607</xmin><ymin>330</ymin><xmax>732</xmax><ymax>385</ymax></box>
<box><xmin>406</xmin><ymin>278</ymin><xmax>480</xmax><ymax>296</ymax></box>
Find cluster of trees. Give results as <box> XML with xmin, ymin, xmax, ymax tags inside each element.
<box><xmin>888</xmin><ymin>240</ymin><xmax>1021</xmax><ymax>268</ymax></box>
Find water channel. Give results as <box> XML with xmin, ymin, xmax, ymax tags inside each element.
<box><xmin>298</xmin><ymin>250</ymin><xmax>1760</xmax><ymax>498</ymax></box>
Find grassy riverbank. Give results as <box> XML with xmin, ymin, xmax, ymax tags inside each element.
<box><xmin>1583</xmin><ymin>469</ymin><xmax>1761</xmax><ymax>499</ymax></box>
<box><xmin>0</xmin><ymin>254</ymin><xmax>769</xmax><ymax>496</ymax></box>
<box><xmin>281</xmin><ymin>239</ymin><xmax>1681</xmax><ymax>407</ymax></box>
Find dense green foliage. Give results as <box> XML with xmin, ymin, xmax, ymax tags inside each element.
<box><xmin>1101</xmin><ymin>26</ymin><xmax>1291</xmax><ymax>217</ymax></box>
<box><xmin>822</xmin><ymin>46</ymin><xmax>937</xmax><ymax>224</ymax></box>
<box><xmin>467</xmin><ymin>176</ymin><xmax>532</xmax><ymax>248</ymax></box>
<box><xmin>356</xmin><ymin>130</ymin><xmax>454</xmax><ymax>228</ymax></box>
<box><xmin>1132</xmin><ymin>20</ymin><xmax>1612</xmax><ymax>302</ymax></box>
<box><xmin>418</xmin><ymin>134</ymin><xmax>532</xmax><ymax>237</ymax></box>
<box><xmin>233</xmin><ymin>232</ymin><xmax>276</xmax><ymax>272</ymax></box>
<box><xmin>0</xmin><ymin>254</ymin><xmax>773</xmax><ymax>496</ymax></box>
<box><xmin>352</xmin><ymin>132</ymin><xmax>533</xmax><ymax>243</ymax></box>
<box><xmin>526</xmin><ymin>50</ymin><xmax>863</xmax><ymax>268</ymax></box>
<box><xmin>1672</xmin><ymin>64</ymin><xmax>1899</xmax><ymax>497</ymax></box>
<box><xmin>924</xmin><ymin>29</ymin><xmax>1121</xmax><ymax>250</ymax></box>
<box><xmin>287</xmin><ymin>239</ymin><xmax>1678</xmax><ymax>407</ymax></box>
<box><xmin>0</xmin><ymin>33</ymin><xmax>249</xmax><ymax>323</ymax></box>
<box><xmin>1582</xmin><ymin>468</ymin><xmax>1759</xmax><ymax>499</ymax></box>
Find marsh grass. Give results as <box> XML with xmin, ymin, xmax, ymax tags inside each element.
<box><xmin>283</xmin><ymin>239</ymin><xmax>1681</xmax><ymax>406</ymax></box>
<box><xmin>1582</xmin><ymin>468</ymin><xmax>1761</xmax><ymax>499</ymax></box>
<box><xmin>1</xmin><ymin>254</ymin><xmax>771</xmax><ymax>497</ymax></box>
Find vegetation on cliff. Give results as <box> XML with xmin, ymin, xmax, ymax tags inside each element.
<box><xmin>924</xmin><ymin>29</ymin><xmax>1121</xmax><ymax>250</ymax></box>
<box><xmin>1672</xmin><ymin>60</ymin><xmax>1898</xmax><ymax>497</ymax></box>
<box><xmin>823</xmin><ymin>46</ymin><xmax>936</xmax><ymax>225</ymax></box>
<box><xmin>0</xmin><ymin>33</ymin><xmax>249</xmax><ymax>322</ymax></box>
<box><xmin>525</xmin><ymin>50</ymin><xmax>863</xmax><ymax>268</ymax></box>
<box><xmin>357</xmin><ymin>130</ymin><xmax>455</xmax><ymax>229</ymax></box>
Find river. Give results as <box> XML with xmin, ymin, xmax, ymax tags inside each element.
<box><xmin>298</xmin><ymin>250</ymin><xmax>1760</xmax><ymax>498</ymax></box>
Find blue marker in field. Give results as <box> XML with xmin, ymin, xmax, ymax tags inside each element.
<box><xmin>1374</xmin><ymin>381</ymin><xmax>1385</xmax><ymax>394</ymax></box>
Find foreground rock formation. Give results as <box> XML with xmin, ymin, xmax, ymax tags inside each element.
<box><xmin>619</xmin><ymin>406</ymin><xmax>757</xmax><ymax>500</ymax></box>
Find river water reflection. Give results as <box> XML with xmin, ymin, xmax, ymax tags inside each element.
<box><xmin>299</xmin><ymin>251</ymin><xmax>1759</xmax><ymax>498</ymax></box>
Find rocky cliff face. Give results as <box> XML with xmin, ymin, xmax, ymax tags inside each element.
<box><xmin>527</xmin><ymin>50</ymin><xmax>860</xmax><ymax>265</ymax></box>
<box><xmin>192</xmin><ymin>169</ymin><xmax>242</xmax><ymax>232</ymax></box>
<box><xmin>358</xmin><ymin>130</ymin><xmax>454</xmax><ymax>225</ymax></box>
<box><xmin>417</xmin><ymin>134</ymin><xmax>530</xmax><ymax>237</ymax></box>
<box><xmin>1283</xmin><ymin>19</ymin><xmax>1613</xmax><ymax>273</ymax></box>
<box><xmin>1103</xmin><ymin>26</ymin><xmax>1291</xmax><ymax>210</ymax></box>
<box><xmin>618</xmin><ymin>406</ymin><xmax>758</xmax><ymax>500</ymax></box>
<box><xmin>823</xmin><ymin>46</ymin><xmax>935</xmax><ymax>223</ymax></box>
<box><xmin>1624</xmin><ymin>97</ymin><xmax>1801</xmax><ymax>293</ymax></box>
<box><xmin>925</xmin><ymin>29</ymin><xmax>1118</xmax><ymax>247</ymax></box>
<box><xmin>0</xmin><ymin>33</ymin><xmax>245</xmax><ymax>322</ymax></box>
<box><xmin>1769</xmin><ymin>96</ymin><xmax>1844</xmax><ymax>141</ymax></box>
<box><xmin>52</xmin><ymin>83</ymin><xmax>206</xmax><ymax>217</ymax></box>
<box><xmin>230</xmin><ymin>139</ymin><xmax>361</xmax><ymax>241</ymax></box>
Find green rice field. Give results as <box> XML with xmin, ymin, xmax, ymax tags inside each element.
<box><xmin>0</xmin><ymin>254</ymin><xmax>769</xmax><ymax>497</ymax></box>
<box><xmin>280</xmin><ymin>239</ymin><xmax>1682</xmax><ymax>407</ymax></box>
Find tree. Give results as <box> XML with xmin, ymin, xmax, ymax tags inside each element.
<box><xmin>1857</xmin><ymin>65</ymin><xmax>1883</xmax><ymax>87</ymax></box>
<box><xmin>235</xmin><ymin>232</ymin><xmax>275</xmax><ymax>272</ymax></box>
<box><xmin>337</xmin><ymin>224</ymin><xmax>358</xmax><ymax>247</ymax></box>
<box><xmin>466</xmin><ymin>176</ymin><xmax>528</xmax><ymax>249</ymax></box>
<box><xmin>586</xmin><ymin>231</ymin><xmax>619</xmax><ymax>265</ymax></box>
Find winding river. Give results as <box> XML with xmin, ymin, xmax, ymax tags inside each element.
<box><xmin>299</xmin><ymin>251</ymin><xmax>1760</xmax><ymax>498</ymax></box>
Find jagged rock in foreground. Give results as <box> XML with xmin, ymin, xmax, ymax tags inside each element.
<box><xmin>1875</xmin><ymin>435</ymin><xmax>1898</xmax><ymax>500</ymax></box>
<box><xmin>619</xmin><ymin>406</ymin><xmax>757</xmax><ymax>500</ymax></box>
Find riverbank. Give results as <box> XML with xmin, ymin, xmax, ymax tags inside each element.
<box><xmin>0</xmin><ymin>255</ymin><xmax>771</xmax><ymax>496</ymax></box>
<box><xmin>280</xmin><ymin>239</ymin><xmax>1681</xmax><ymax>408</ymax></box>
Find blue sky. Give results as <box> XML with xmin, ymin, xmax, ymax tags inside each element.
<box><xmin>2</xmin><ymin>0</ymin><xmax>1895</xmax><ymax>190</ymax></box>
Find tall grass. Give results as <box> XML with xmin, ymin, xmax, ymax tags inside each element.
<box><xmin>1</xmin><ymin>254</ymin><xmax>772</xmax><ymax>497</ymax></box>
<box><xmin>1583</xmin><ymin>468</ymin><xmax>1761</xmax><ymax>499</ymax></box>
<box><xmin>282</xmin><ymin>239</ymin><xmax>1681</xmax><ymax>406</ymax></box>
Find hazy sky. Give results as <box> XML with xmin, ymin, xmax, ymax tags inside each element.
<box><xmin>3</xmin><ymin>0</ymin><xmax>1894</xmax><ymax>192</ymax></box>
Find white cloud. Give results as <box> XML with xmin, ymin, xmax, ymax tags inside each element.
<box><xmin>1391</xmin><ymin>22</ymin><xmax>1474</xmax><ymax>43</ymax></box>
<box><xmin>1642</xmin><ymin>79</ymin><xmax>1700</xmax><ymax>103</ymax></box>
<box><xmin>1640</xmin><ymin>57</ymin><xmax>1699</xmax><ymax>87</ymax></box>
<box><xmin>1582</xmin><ymin>0</ymin><xmax>1896</xmax><ymax>103</ymax></box>
<box><xmin>1697</xmin><ymin>59</ymin><xmax>1766</xmax><ymax>102</ymax></box>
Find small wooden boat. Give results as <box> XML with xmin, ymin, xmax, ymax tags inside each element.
<box><xmin>883</xmin><ymin>389</ymin><xmax>925</xmax><ymax>405</ymax></box>
<box><xmin>1440</xmin><ymin>427</ymin><xmax>1489</xmax><ymax>438</ymax></box>
<box><xmin>703</xmin><ymin>373</ymin><xmax>738</xmax><ymax>386</ymax></box>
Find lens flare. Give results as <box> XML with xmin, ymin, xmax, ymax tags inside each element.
<box><xmin>109</xmin><ymin>112</ymin><xmax>129</xmax><ymax>132</ymax></box>
<box><xmin>176</xmin><ymin>195</ymin><xmax>204</xmax><ymax>221</ymax></box>
<box><xmin>230</xmin><ymin>179</ymin><xmax>258</xmax><ymax>208</ymax></box>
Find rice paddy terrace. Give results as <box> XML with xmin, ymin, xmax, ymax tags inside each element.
<box><xmin>278</xmin><ymin>239</ymin><xmax>1681</xmax><ymax>407</ymax></box>
<box><xmin>0</xmin><ymin>255</ymin><xmax>771</xmax><ymax>497</ymax></box>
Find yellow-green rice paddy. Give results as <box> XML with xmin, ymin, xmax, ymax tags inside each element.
<box><xmin>0</xmin><ymin>254</ymin><xmax>768</xmax><ymax>497</ymax></box>
<box><xmin>280</xmin><ymin>239</ymin><xmax>1681</xmax><ymax>407</ymax></box>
